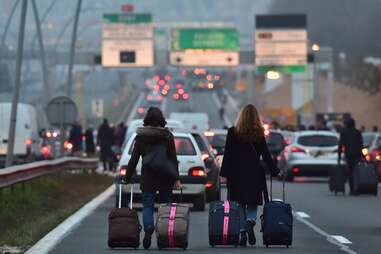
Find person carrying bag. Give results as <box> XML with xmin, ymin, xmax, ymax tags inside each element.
<box><xmin>125</xmin><ymin>107</ymin><xmax>181</xmax><ymax>250</ymax></box>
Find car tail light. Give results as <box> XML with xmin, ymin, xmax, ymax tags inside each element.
<box><xmin>64</xmin><ymin>141</ymin><xmax>73</xmax><ymax>150</ymax></box>
<box><xmin>137</xmin><ymin>107</ymin><xmax>145</xmax><ymax>114</ymax></box>
<box><xmin>46</xmin><ymin>131</ymin><xmax>52</xmax><ymax>138</ymax></box>
<box><xmin>25</xmin><ymin>138</ymin><xmax>33</xmax><ymax>146</ymax></box>
<box><xmin>201</xmin><ymin>153</ymin><xmax>209</xmax><ymax>161</ymax></box>
<box><xmin>159</xmin><ymin>80</ymin><xmax>165</xmax><ymax>86</ymax></box>
<box><xmin>146</xmin><ymin>95</ymin><xmax>153</xmax><ymax>100</ymax></box>
<box><xmin>173</xmin><ymin>93</ymin><xmax>180</xmax><ymax>100</ymax></box>
<box><xmin>292</xmin><ymin>167</ymin><xmax>300</xmax><ymax>174</ymax></box>
<box><xmin>41</xmin><ymin>145</ymin><xmax>51</xmax><ymax>157</ymax></box>
<box><xmin>189</xmin><ymin>167</ymin><xmax>206</xmax><ymax>177</ymax></box>
<box><xmin>291</xmin><ymin>146</ymin><xmax>305</xmax><ymax>153</ymax></box>
<box><xmin>157</xmin><ymin>95</ymin><xmax>163</xmax><ymax>101</ymax></box>
<box><xmin>276</xmin><ymin>155</ymin><xmax>282</xmax><ymax>161</ymax></box>
<box><xmin>182</xmin><ymin>93</ymin><xmax>189</xmax><ymax>100</ymax></box>
<box><xmin>119</xmin><ymin>167</ymin><xmax>127</xmax><ymax>176</ymax></box>
<box><xmin>205</xmin><ymin>182</ymin><xmax>214</xmax><ymax>188</ymax></box>
<box><xmin>164</xmin><ymin>74</ymin><xmax>171</xmax><ymax>81</ymax></box>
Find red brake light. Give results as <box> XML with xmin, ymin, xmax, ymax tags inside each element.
<box><xmin>173</xmin><ymin>93</ymin><xmax>180</xmax><ymax>100</ymax></box>
<box><xmin>182</xmin><ymin>93</ymin><xmax>189</xmax><ymax>100</ymax></box>
<box><xmin>205</xmin><ymin>182</ymin><xmax>214</xmax><ymax>188</ymax></box>
<box><xmin>25</xmin><ymin>138</ymin><xmax>32</xmax><ymax>145</ymax></box>
<box><xmin>189</xmin><ymin>167</ymin><xmax>206</xmax><ymax>177</ymax></box>
<box><xmin>291</xmin><ymin>146</ymin><xmax>305</xmax><ymax>153</ymax></box>
<box><xmin>120</xmin><ymin>167</ymin><xmax>127</xmax><ymax>176</ymax></box>
<box><xmin>292</xmin><ymin>167</ymin><xmax>300</xmax><ymax>174</ymax></box>
<box><xmin>64</xmin><ymin>141</ymin><xmax>73</xmax><ymax>150</ymax></box>
<box><xmin>137</xmin><ymin>107</ymin><xmax>145</xmax><ymax>114</ymax></box>
<box><xmin>147</xmin><ymin>95</ymin><xmax>153</xmax><ymax>100</ymax></box>
<box><xmin>159</xmin><ymin>80</ymin><xmax>165</xmax><ymax>86</ymax></box>
<box><xmin>41</xmin><ymin>145</ymin><xmax>51</xmax><ymax>156</ymax></box>
<box><xmin>178</xmin><ymin>88</ymin><xmax>185</xmax><ymax>95</ymax></box>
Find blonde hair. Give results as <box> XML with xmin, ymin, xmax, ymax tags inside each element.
<box><xmin>234</xmin><ymin>104</ymin><xmax>264</xmax><ymax>142</ymax></box>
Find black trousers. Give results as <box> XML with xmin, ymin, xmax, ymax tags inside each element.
<box><xmin>346</xmin><ymin>157</ymin><xmax>361</xmax><ymax>193</ymax></box>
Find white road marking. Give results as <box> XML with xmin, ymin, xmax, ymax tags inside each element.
<box><xmin>211</xmin><ymin>92</ymin><xmax>232</xmax><ymax>127</ymax></box>
<box><xmin>25</xmin><ymin>185</ymin><xmax>115</xmax><ymax>254</ymax></box>
<box><xmin>330</xmin><ymin>235</ymin><xmax>352</xmax><ymax>245</ymax></box>
<box><xmin>126</xmin><ymin>93</ymin><xmax>144</xmax><ymax>124</ymax></box>
<box><xmin>295</xmin><ymin>211</ymin><xmax>311</xmax><ymax>218</ymax></box>
<box><xmin>294</xmin><ymin>211</ymin><xmax>357</xmax><ymax>254</ymax></box>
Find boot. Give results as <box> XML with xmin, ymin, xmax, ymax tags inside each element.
<box><xmin>239</xmin><ymin>231</ymin><xmax>247</xmax><ymax>246</ymax></box>
<box><xmin>246</xmin><ymin>220</ymin><xmax>256</xmax><ymax>245</ymax></box>
<box><xmin>143</xmin><ymin>226</ymin><xmax>155</xmax><ymax>249</ymax></box>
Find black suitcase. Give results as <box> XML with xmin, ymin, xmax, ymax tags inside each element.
<box><xmin>329</xmin><ymin>165</ymin><xmax>346</xmax><ymax>195</ymax></box>
<box><xmin>353</xmin><ymin>162</ymin><xmax>378</xmax><ymax>195</ymax></box>
<box><xmin>261</xmin><ymin>177</ymin><xmax>293</xmax><ymax>248</ymax></box>
<box><xmin>208</xmin><ymin>200</ymin><xmax>241</xmax><ymax>247</ymax></box>
<box><xmin>108</xmin><ymin>184</ymin><xmax>141</xmax><ymax>249</ymax></box>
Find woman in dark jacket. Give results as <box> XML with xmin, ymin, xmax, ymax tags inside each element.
<box><xmin>220</xmin><ymin>104</ymin><xmax>280</xmax><ymax>246</ymax></box>
<box><xmin>126</xmin><ymin>107</ymin><xmax>180</xmax><ymax>249</ymax></box>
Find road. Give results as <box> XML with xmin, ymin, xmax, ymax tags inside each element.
<box><xmin>47</xmin><ymin>89</ymin><xmax>381</xmax><ymax>254</ymax></box>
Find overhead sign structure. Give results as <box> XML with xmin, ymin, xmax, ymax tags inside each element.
<box><xmin>255</xmin><ymin>14</ymin><xmax>307</xmax><ymax>73</ymax></box>
<box><xmin>102</xmin><ymin>13</ymin><xmax>154</xmax><ymax>67</ymax></box>
<box><xmin>170</xmin><ymin>28</ymin><xmax>239</xmax><ymax>67</ymax></box>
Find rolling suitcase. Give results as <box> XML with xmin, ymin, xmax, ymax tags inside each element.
<box><xmin>353</xmin><ymin>162</ymin><xmax>378</xmax><ymax>195</ymax></box>
<box><xmin>108</xmin><ymin>184</ymin><xmax>141</xmax><ymax>249</ymax></box>
<box><xmin>156</xmin><ymin>190</ymin><xmax>190</xmax><ymax>250</ymax></box>
<box><xmin>261</xmin><ymin>176</ymin><xmax>293</xmax><ymax>248</ymax></box>
<box><xmin>208</xmin><ymin>200</ymin><xmax>241</xmax><ymax>247</ymax></box>
<box><xmin>329</xmin><ymin>165</ymin><xmax>346</xmax><ymax>195</ymax></box>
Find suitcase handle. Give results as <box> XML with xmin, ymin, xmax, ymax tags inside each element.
<box><xmin>118</xmin><ymin>183</ymin><xmax>133</xmax><ymax>209</ymax></box>
<box><xmin>269</xmin><ymin>174</ymin><xmax>286</xmax><ymax>202</ymax></box>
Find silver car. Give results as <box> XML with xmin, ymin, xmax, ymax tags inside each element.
<box><xmin>278</xmin><ymin>131</ymin><xmax>342</xmax><ymax>181</ymax></box>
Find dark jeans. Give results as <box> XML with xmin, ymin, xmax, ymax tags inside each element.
<box><xmin>142</xmin><ymin>190</ymin><xmax>172</xmax><ymax>231</ymax></box>
<box><xmin>346</xmin><ymin>157</ymin><xmax>361</xmax><ymax>193</ymax></box>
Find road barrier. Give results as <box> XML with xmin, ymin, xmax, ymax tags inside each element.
<box><xmin>0</xmin><ymin>157</ymin><xmax>98</xmax><ymax>188</ymax></box>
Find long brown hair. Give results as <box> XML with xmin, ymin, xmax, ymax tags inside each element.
<box><xmin>234</xmin><ymin>104</ymin><xmax>264</xmax><ymax>142</ymax></box>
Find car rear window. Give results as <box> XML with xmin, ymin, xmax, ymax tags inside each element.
<box><xmin>192</xmin><ymin>134</ymin><xmax>209</xmax><ymax>154</ymax></box>
<box><xmin>362</xmin><ymin>134</ymin><xmax>376</xmax><ymax>147</ymax></box>
<box><xmin>207</xmin><ymin>134</ymin><xmax>226</xmax><ymax>148</ymax></box>
<box><xmin>128</xmin><ymin>137</ymin><xmax>196</xmax><ymax>156</ymax></box>
<box><xmin>376</xmin><ymin>137</ymin><xmax>381</xmax><ymax>147</ymax></box>
<box><xmin>298</xmin><ymin>135</ymin><xmax>338</xmax><ymax>147</ymax></box>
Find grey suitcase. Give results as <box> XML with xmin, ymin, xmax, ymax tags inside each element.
<box><xmin>353</xmin><ymin>162</ymin><xmax>378</xmax><ymax>195</ymax></box>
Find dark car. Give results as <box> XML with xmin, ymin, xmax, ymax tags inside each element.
<box><xmin>191</xmin><ymin>132</ymin><xmax>221</xmax><ymax>202</ymax></box>
<box><xmin>260</xmin><ymin>130</ymin><xmax>286</xmax><ymax>172</ymax></box>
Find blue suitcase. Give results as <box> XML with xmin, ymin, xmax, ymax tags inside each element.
<box><xmin>261</xmin><ymin>177</ymin><xmax>293</xmax><ymax>248</ymax></box>
<box><xmin>208</xmin><ymin>200</ymin><xmax>241</xmax><ymax>247</ymax></box>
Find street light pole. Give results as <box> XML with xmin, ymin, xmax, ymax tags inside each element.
<box><xmin>5</xmin><ymin>0</ymin><xmax>28</xmax><ymax>167</ymax></box>
<box><xmin>67</xmin><ymin>0</ymin><xmax>83</xmax><ymax>98</ymax></box>
<box><xmin>31</xmin><ymin>0</ymin><xmax>51</xmax><ymax>106</ymax></box>
<box><xmin>312</xmin><ymin>43</ymin><xmax>320</xmax><ymax>121</ymax></box>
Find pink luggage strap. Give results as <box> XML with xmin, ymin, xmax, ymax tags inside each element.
<box><xmin>223</xmin><ymin>201</ymin><xmax>230</xmax><ymax>244</ymax></box>
<box><xmin>168</xmin><ymin>204</ymin><xmax>177</xmax><ymax>248</ymax></box>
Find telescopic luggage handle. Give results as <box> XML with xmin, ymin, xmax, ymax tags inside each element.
<box><xmin>118</xmin><ymin>183</ymin><xmax>134</xmax><ymax>209</ymax></box>
<box><xmin>269</xmin><ymin>173</ymin><xmax>286</xmax><ymax>202</ymax></box>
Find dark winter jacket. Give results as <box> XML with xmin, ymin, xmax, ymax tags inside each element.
<box><xmin>220</xmin><ymin>127</ymin><xmax>280</xmax><ymax>206</ymax></box>
<box><xmin>97</xmin><ymin>123</ymin><xmax>114</xmax><ymax>159</ymax></box>
<box><xmin>338</xmin><ymin>127</ymin><xmax>363</xmax><ymax>162</ymax></box>
<box><xmin>126</xmin><ymin>126</ymin><xmax>179</xmax><ymax>192</ymax></box>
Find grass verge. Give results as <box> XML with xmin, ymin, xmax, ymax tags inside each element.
<box><xmin>0</xmin><ymin>170</ymin><xmax>113</xmax><ymax>250</ymax></box>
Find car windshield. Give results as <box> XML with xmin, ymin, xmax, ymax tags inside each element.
<box><xmin>207</xmin><ymin>134</ymin><xmax>227</xmax><ymax>148</ymax></box>
<box><xmin>362</xmin><ymin>134</ymin><xmax>376</xmax><ymax>147</ymax></box>
<box><xmin>298</xmin><ymin>135</ymin><xmax>338</xmax><ymax>147</ymax></box>
<box><xmin>128</xmin><ymin>137</ymin><xmax>196</xmax><ymax>155</ymax></box>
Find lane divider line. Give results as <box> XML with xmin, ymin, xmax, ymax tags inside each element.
<box><xmin>295</xmin><ymin>211</ymin><xmax>311</xmax><ymax>218</ymax></box>
<box><xmin>25</xmin><ymin>185</ymin><xmax>115</xmax><ymax>254</ymax></box>
<box><xmin>294</xmin><ymin>211</ymin><xmax>358</xmax><ymax>254</ymax></box>
<box><xmin>330</xmin><ymin>235</ymin><xmax>352</xmax><ymax>245</ymax></box>
<box><xmin>211</xmin><ymin>92</ymin><xmax>232</xmax><ymax>127</ymax></box>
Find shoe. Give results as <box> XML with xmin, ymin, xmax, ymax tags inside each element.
<box><xmin>239</xmin><ymin>231</ymin><xmax>247</xmax><ymax>246</ymax></box>
<box><xmin>246</xmin><ymin>220</ymin><xmax>256</xmax><ymax>245</ymax></box>
<box><xmin>143</xmin><ymin>226</ymin><xmax>154</xmax><ymax>250</ymax></box>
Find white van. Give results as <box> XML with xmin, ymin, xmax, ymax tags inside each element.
<box><xmin>0</xmin><ymin>103</ymin><xmax>41</xmax><ymax>164</ymax></box>
<box><xmin>169</xmin><ymin>112</ymin><xmax>209</xmax><ymax>133</ymax></box>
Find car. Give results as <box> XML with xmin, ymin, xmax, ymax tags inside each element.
<box><xmin>278</xmin><ymin>131</ymin><xmax>342</xmax><ymax>181</ymax></box>
<box><xmin>362</xmin><ymin>132</ymin><xmax>381</xmax><ymax>179</ymax></box>
<box><xmin>169</xmin><ymin>112</ymin><xmax>209</xmax><ymax>133</ymax></box>
<box><xmin>191</xmin><ymin>132</ymin><xmax>221</xmax><ymax>202</ymax></box>
<box><xmin>204</xmin><ymin>129</ymin><xmax>228</xmax><ymax>156</ymax></box>
<box><xmin>117</xmin><ymin>132</ymin><xmax>208</xmax><ymax>211</ymax></box>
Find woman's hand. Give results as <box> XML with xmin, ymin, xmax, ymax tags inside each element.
<box><xmin>174</xmin><ymin>180</ymin><xmax>181</xmax><ymax>189</ymax></box>
<box><xmin>220</xmin><ymin>176</ymin><xmax>227</xmax><ymax>184</ymax></box>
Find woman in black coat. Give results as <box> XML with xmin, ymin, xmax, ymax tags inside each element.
<box><xmin>220</xmin><ymin>104</ymin><xmax>280</xmax><ymax>246</ymax></box>
<box><xmin>126</xmin><ymin>107</ymin><xmax>180</xmax><ymax>250</ymax></box>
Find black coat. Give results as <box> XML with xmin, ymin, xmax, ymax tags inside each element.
<box><xmin>126</xmin><ymin>126</ymin><xmax>179</xmax><ymax>192</ymax></box>
<box><xmin>97</xmin><ymin>123</ymin><xmax>114</xmax><ymax>159</ymax></box>
<box><xmin>220</xmin><ymin>127</ymin><xmax>279</xmax><ymax>206</ymax></box>
<box><xmin>338</xmin><ymin>127</ymin><xmax>363</xmax><ymax>161</ymax></box>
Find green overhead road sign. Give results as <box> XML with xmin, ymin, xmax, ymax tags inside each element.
<box><xmin>103</xmin><ymin>13</ymin><xmax>152</xmax><ymax>24</ymax></box>
<box><xmin>256</xmin><ymin>65</ymin><xmax>306</xmax><ymax>74</ymax></box>
<box><xmin>171</xmin><ymin>28</ymin><xmax>239</xmax><ymax>51</ymax></box>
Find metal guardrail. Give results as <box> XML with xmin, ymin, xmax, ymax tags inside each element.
<box><xmin>0</xmin><ymin>157</ymin><xmax>99</xmax><ymax>188</ymax></box>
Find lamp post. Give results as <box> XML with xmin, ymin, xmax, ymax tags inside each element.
<box><xmin>312</xmin><ymin>43</ymin><xmax>320</xmax><ymax>119</ymax></box>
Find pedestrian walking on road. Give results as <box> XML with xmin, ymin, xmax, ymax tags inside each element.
<box><xmin>69</xmin><ymin>123</ymin><xmax>83</xmax><ymax>155</ymax></box>
<box><xmin>219</xmin><ymin>106</ymin><xmax>225</xmax><ymax>120</ymax></box>
<box><xmin>125</xmin><ymin>107</ymin><xmax>181</xmax><ymax>250</ymax></box>
<box><xmin>97</xmin><ymin>119</ymin><xmax>114</xmax><ymax>171</ymax></box>
<box><xmin>220</xmin><ymin>104</ymin><xmax>280</xmax><ymax>246</ymax></box>
<box><xmin>372</xmin><ymin>125</ymin><xmax>379</xmax><ymax>132</ymax></box>
<box><xmin>338</xmin><ymin>118</ymin><xmax>363</xmax><ymax>195</ymax></box>
<box><xmin>84</xmin><ymin>127</ymin><xmax>95</xmax><ymax>156</ymax></box>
